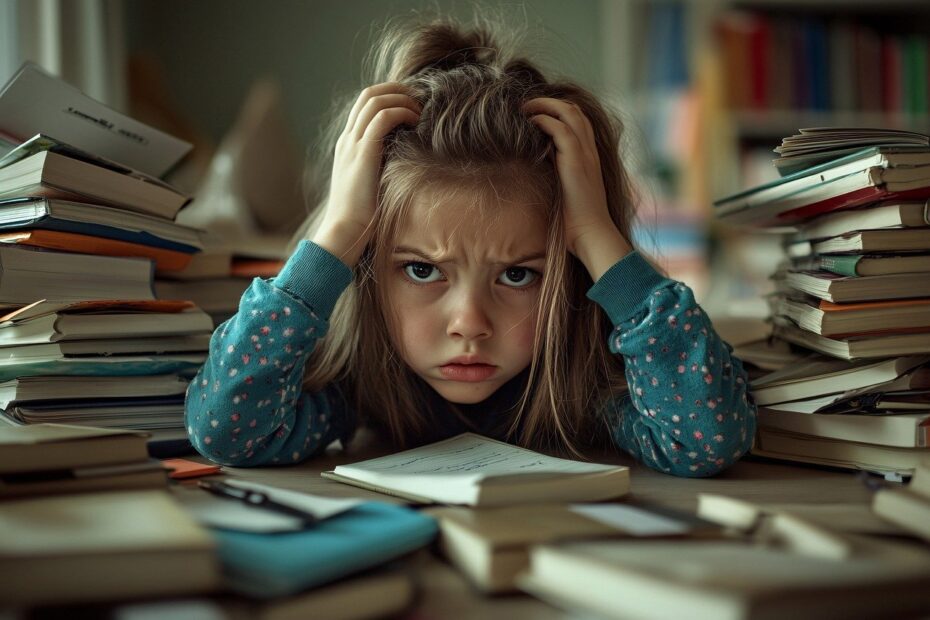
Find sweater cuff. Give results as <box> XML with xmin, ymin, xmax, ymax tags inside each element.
<box><xmin>586</xmin><ymin>250</ymin><xmax>670</xmax><ymax>325</ymax></box>
<box><xmin>273</xmin><ymin>240</ymin><xmax>354</xmax><ymax>318</ymax></box>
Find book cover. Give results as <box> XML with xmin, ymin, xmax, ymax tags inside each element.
<box><xmin>212</xmin><ymin>502</ymin><xmax>436</xmax><ymax>598</ymax></box>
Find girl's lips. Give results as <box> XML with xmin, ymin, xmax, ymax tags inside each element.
<box><xmin>439</xmin><ymin>363</ymin><xmax>497</xmax><ymax>382</ymax></box>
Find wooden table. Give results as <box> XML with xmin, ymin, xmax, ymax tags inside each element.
<box><xmin>184</xmin><ymin>434</ymin><xmax>905</xmax><ymax>620</ymax></box>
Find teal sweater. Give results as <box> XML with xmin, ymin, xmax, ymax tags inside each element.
<box><xmin>185</xmin><ymin>241</ymin><xmax>756</xmax><ymax>477</ymax></box>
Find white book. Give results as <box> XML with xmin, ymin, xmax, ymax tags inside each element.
<box><xmin>519</xmin><ymin>535</ymin><xmax>930</xmax><ymax>620</ymax></box>
<box><xmin>322</xmin><ymin>433</ymin><xmax>630</xmax><ymax>507</ymax></box>
<box><xmin>795</xmin><ymin>201</ymin><xmax>930</xmax><ymax>241</ymax></box>
<box><xmin>757</xmin><ymin>408</ymin><xmax>930</xmax><ymax>448</ymax></box>
<box><xmin>0</xmin><ymin>63</ymin><xmax>190</xmax><ymax>178</ymax></box>
<box><xmin>751</xmin><ymin>355</ymin><xmax>930</xmax><ymax>405</ymax></box>
<box><xmin>0</xmin><ymin>308</ymin><xmax>213</xmax><ymax>345</ymax></box>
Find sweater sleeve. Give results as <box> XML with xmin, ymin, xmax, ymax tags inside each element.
<box><xmin>586</xmin><ymin>251</ymin><xmax>757</xmax><ymax>478</ymax></box>
<box><xmin>184</xmin><ymin>240</ymin><xmax>356</xmax><ymax>467</ymax></box>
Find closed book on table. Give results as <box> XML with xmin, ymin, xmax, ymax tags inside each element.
<box><xmin>212</xmin><ymin>502</ymin><xmax>437</xmax><ymax>598</ymax></box>
<box><xmin>0</xmin><ymin>490</ymin><xmax>218</xmax><ymax>605</ymax></box>
<box><xmin>0</xmin><ymin>423</ymin><xmax>150</xmax><ymax>472</ymax></box>
<box><xmin>0</xmin><ymin>459</ymin><xmax>167</xmax><ymax>498</ymax></box>
<box><xmin>873</xmin><ymin>460</ymin><xmax>930</xmax><ymax>542</ymax></box>
<box><xmin>426</xmin><ymin>503</ymin><xmax>714</xmax><ymax>593</ymax></box>
<box><xmin>519</xmin><ymin>535</ymin><xmax>930</xmax><ymax>620</ymax></box>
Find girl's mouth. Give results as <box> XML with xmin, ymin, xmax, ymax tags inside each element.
<box><xmin>439</xmin><ymin>364</ymin><xmax>497</xmax><ymax>382</ymax></box>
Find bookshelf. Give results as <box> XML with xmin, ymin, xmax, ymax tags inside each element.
<box><xmin>601</xmin><ymin>0</ymin><xmax>930</xmax><ymax>314</ymax></box>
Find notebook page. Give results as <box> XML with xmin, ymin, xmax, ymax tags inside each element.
<box><xmin>335</xmin><ymin>433</ymin><xmax>619</xmax><ymax>483</ymax></box>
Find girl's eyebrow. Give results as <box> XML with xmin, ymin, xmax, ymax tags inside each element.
<box><xmin>392</xmin><ymin>246</ymin><xmax>546</xmax><ymax>265</ymax></box>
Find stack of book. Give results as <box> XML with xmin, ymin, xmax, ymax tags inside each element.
<box><xmin>0</xmin><ymin>63</ymin><xmax>212</xmax><ymax>448</ymax></box>
<box><xmin>715</xmin><ymin>128</ymin><xmax>930</xmax><ymax>476</ymax></box>
<box><xmin>155</xmin><ymin>232</ymin><xmax>288</xmax><ymax>326</ymax></box>
<box><xmin>0</xmin><ymin>424</ymin><xmax>219</xmax><ymax>607</ymax></box>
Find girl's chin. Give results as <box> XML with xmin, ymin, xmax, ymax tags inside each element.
<box><xmin>428</xmin><ymin>379</ymin><xmax>500</xmax><ymax>404</ymax></box>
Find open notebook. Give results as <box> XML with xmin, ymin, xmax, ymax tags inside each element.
<box><xmin>321</xmin><ymin>433</ymin><xmax>630</xmax><ymax>507</ymax></box>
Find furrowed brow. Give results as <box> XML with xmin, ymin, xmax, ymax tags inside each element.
<box><xmin>392</xmin><ymin>246</ymin><xmax>545</xmax><ymax>265</ymax></box>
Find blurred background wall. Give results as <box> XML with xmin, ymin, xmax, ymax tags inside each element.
<box><xmin>2</xmin><ymin>0</ymin><xmax>929</xmax><ymax>316</ymax></box>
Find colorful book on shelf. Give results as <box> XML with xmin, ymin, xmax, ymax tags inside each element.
<box><xmin>0</xmin><ymin>229</ymin><xmax>195</xmax><ymax>271</ymax></box>
<box><xmin>0</xmin><ymin>62</ymin><xmax>190</xmax><ymax>178</ymax></box>
<box><xmin>0</xmin><ymin>150</ymin><xmax>189</xmax><ymax>220</ymax></box>
<box><xmin>873</xmin><ymin>460</ymin><xmax>930</xmax><ymax>542</ymax></box>
<box><xmin>771</xmin><ymin>297</ymin><xmax>930</xmax><ymax>337</ymax></box>
<box><xmin>212</xmin><ymin>502</ymin><xmax>437</xmax><ymax>598</ymax></box>
<box><xmin>322</xmin><ymin>433</ymin><xmax>631</xmax><ymax>507</ymax></box>
<box><xmin>0</xmin><ymin>197</ymin><xmax>204</xmax><ymax>253</ymax></box>
<box><xmin>0</xmin><ymin>490</ymin><xmax>218</xmax><ymax>606</ymax></box>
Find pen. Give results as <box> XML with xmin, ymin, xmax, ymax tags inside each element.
<box><xmin>197</xmin><ymin>480</ymin><xmax>318</xmax><ymax>525</ymax></box>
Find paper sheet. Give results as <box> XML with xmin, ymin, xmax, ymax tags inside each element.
<box><xmin>569</xmin><ymin>503</ymin><xmax>692</xmax><ymax>536</ymax></box>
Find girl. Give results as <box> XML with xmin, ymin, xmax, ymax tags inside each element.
<box><xmin>185</xmin><ymin>14</ymin><xmax>756</xmax><ymax>477</ymax></box>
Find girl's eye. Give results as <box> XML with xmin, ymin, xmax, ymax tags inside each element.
<box><xmin>403</xmin><ymin>262</ymin><xmax>444</xmax><ymax>283</ymax></box>
<box><xmin>498</xmin><ymin>267</ymin><xmax>539</xmax><ymax>288</ymax></box>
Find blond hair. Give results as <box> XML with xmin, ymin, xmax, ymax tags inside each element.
<box><xmin>296</xmin><ymin>8</ymin><xmax>638</xmax><ymax>457</ymax></box>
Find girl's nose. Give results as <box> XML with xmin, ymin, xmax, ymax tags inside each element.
<box><xmin>446</xmin><ymin>289</ymin><xmax>493</xmax><ymax>341</ymax></box>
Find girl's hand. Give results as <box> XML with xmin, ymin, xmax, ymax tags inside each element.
<box><xmin>312</xmin><ymin>82</ymin><xmax>421</xmax><ymax>267</ymax></box>
<box><xmin>522</xmin><ymin>98</ymin><xmax>632</xmax><ymax>281</ymax></box>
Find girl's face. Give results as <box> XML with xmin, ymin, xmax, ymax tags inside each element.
<box><xmin>383</xmin><ymin>186</ymin><xmax>548</xmax><ymax>405</ymax></box>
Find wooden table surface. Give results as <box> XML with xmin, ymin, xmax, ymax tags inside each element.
<box><xmin>181</xmin><ymin>432</ymin><xmax>907</xmax><ymax>620</ymax></box>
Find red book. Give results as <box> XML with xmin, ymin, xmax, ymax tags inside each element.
<box><xmin>748</xmin><ymin>15</ymin><xmax>770</xmax><ymax>109</ymax></box>
<box><xmin>882</xmin><ymin>35</ymin><xmax>903</xmax><ymax>114</ymax></box>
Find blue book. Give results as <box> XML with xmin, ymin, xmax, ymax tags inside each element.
<box><xmin>212</xmin><ymin>502</ymin><xmax>437</xmax><ymax>598</ymax></box>
<box><xmin>0</xmin><ymin>197</ymin><xmax>202</xmax><ymax>253</ymax></box>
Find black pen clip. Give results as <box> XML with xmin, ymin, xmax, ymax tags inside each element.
<box><xmin>198</xmin><ymin>480</ymin><xmax>318</xmax><ymax>526</ymax></box>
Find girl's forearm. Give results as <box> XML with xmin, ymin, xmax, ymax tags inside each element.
<box><xmin>572</xmin><ymin>222</ymin><xmax>633</xmax><ymax>283</ymax></box>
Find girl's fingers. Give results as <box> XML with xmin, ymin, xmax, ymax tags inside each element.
<box><xmin>352</xmin><ymin>93</ymin><xmax>422</xmax><ymax>141</ymax></box>
<box><xmin>346</xmin><ymin>83</ymin><xmax>418</xmax><ymax>136</ymax></box>
<box><xmin>360</xmin><ymin>106</ymin><xmax>420</xmax><ymax>148</ymax></box>
<box><xmin>524</xmin><ymin>97</ymin><xmax>598</xmax><ymax>164</ymax></box>
<box><xmin>528</xmin><ymin>113</ymin><xmax>585</xmax><ymax>167</ymax></box>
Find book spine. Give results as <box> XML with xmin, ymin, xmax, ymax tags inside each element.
<box><xmin>818</xmin><ymin>255</ymin><xmax>861</xmax><ymax>277</ymax></box>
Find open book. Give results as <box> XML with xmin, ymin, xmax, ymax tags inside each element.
<box><xmin>321</xmin><ymin>433</ymin><xmax>630</xmax><ymax>507</ymax></box>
